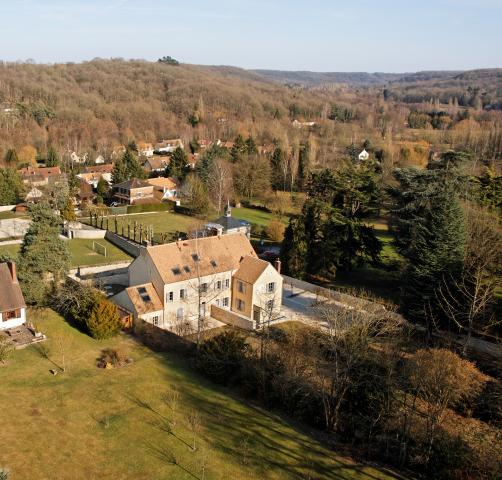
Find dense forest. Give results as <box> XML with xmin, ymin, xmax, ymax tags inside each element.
<box><xmin>0</xmin><ymin>60</ymin><xmax>501</xmax><ymax>171</ymax></box>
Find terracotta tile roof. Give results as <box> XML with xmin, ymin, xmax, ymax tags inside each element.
<box><xmin>114</xmin><ymin>178</ymin><xmax>152</xmax><ymax>189</ymax></box>
<box><xmin>0</xmin><ymin>263</ymin><xmax>26</xmax><ymax>312</ymax></box>
<box><xmin>125</xmin><ymin>283</ymin><xmax>163</xmax><ymax>315</ymax></box>
<box><xmin>147</xmin><ymin>177</ymin><xmax>179</xmax><ymax>189</ymax></box>
<box><xmin>83</xmin><ymin>164</ymin><xmax>113</xmax><ymax>174</ymax></box>
<box><xmin>18</xmin><ymin>166</ymin><xmax>61</xmax><ymax>179</ymax></box>
<box><xmin>233</xmin><ymin>255</ymin><xmax>269</xmax><ymax>284</ymax></box>
<box><xmin>147</xmin><ymin>234</ymin><xmax>257</xmax><ymax>285</ymax></box>
<box><xmin>144</xmin><ymin>156</ymin><xmax>170</xmax><ymax>170</ymax></box>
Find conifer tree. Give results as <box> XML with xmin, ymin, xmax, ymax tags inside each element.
<box><xmin>167</xmin><ymin>146</ymin><xmax>188</xmax><ymax>180</ymax></box>
<box><xmin>18</xmin><ymin>200</ymin><xmax>70</xmax><ymax>304</ymax></box>
<box><xmin>46</xmin><ymin>146</ymin><xmax>60</xmax><ymax>167</ymax></box>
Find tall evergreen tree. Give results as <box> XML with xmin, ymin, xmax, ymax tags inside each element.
<box><xmin>18</xmin><ymin>201</ymin><xmax>70</xmax><ymax>304</ymax></box>
<box><xmin>123</xmin><ymin>148</ymin><xmax>145</xmax><ymax>180</ymax></box>
<box><xmin>230</xmin><ymin>135</ymin><xmax>246</xmax><ymax>163</ymax></box>
<box><xmin>389</xmin><ymin>152</ymin><xmax>468</xmax><ymax>328</ymax></box>
<box><xmin>0</xmin><ymin>168</ymin><xmax>24</xmax><ymax>205</ymax></box>
<box><xmin>4</xmin><ymin>148</ymin><xmax>18</xmax><ymax>166</ymax></box>
<box><xmin>245</xmin><ymin>136</ymin><xmax>258</xmax><ymax>155</ymax></box>
<box><xmin>111</xmin><ymin>157</ymin><xmax>127</xmax><ymax>184</ymax></box>
<box><xmin>167</xmin><ymin>146</ymin><xmax>188</xmax><ymax>180</ymax></box>
<box><xmin>46</xmin><ymin>146</ymin><xmax>60</xmax><ymax>167</ymax></box>
<box><xmin>282</xmin><ymin>166</ymin><xmax>382</xmax><ymax>278</ymax></box>
<box><xmin>296</xmin><ymin>142</ymin><xmax>310</xmax><ymax>191</ymax></box>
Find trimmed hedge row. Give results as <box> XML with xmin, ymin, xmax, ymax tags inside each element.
<box><xmin>127</xmin><ymin>202</ymin><xmax>175</xmax><ymax>214</ymax></box>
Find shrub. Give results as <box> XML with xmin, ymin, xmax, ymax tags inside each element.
<box><xmin>97</xmin><ymin>347</ymin><xmax>132</xmax><ymax>368</ymax></box>
<box><xmin>127</xmin><ymin>202</ymin><xmax>173</xmax><ymax>214</ymax></box>
<box><xmin>266</xmin><ymin>218</ymin><xmax>285</xmax><ymax>242</ymax></box>
<box><xmin>86</xmin><ymin>297</ymin><xmax>122</xmax><ymax>340</ymax></box>
<box><xmin>0</xmin><ymin>468</ymin><xmax>10</xmax><ymax>480</ymax></box>
<box><xmin>196</xmin><ymin>331</ymin><xmax>249</xmax><ymax>384</ymax></box>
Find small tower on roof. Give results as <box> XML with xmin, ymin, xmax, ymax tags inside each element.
<box><xmin>224</xmin><ymin>200</ymin><xmax>232</xmax><ymax>218</ymax></box>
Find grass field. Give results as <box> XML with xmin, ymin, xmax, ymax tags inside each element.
<box><xmin>0</xmin><ymin>238</ymin><xmax>131</xmax><ymax>267</ymax></box>
<box><xmin>0</xmin><ymin>310</ymin><xmax>403</xmax><ymax>480</ymax></box>
<box><xmin>83</xmin><ymin>207</ymin><xmax>284</xmax><ymax>242</ymax></box>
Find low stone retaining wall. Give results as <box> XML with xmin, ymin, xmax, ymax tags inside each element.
<box><xmin>211</xmin><ymin>305</ymin><xmax>255</xmax><ymax>330</ymax></box>
<box><xmin>69</xmin><ymin>261</ymin><xmax>132</xmax><ymax>287</ymax></box>
<box><xmin>105</xmin><ymin>231</ymin><xmax>142</xmax><ymax>258</ymax></box>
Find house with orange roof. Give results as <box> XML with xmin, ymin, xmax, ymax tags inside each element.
<box><xmin>147</xmin><ymin>176</ymin><xmax>180</xmax><ymax>201</ymax></box>
<box><xmin>111</xmin><ymin>234</ymin><xmax>282</xmax><ymax>333</ymax></box>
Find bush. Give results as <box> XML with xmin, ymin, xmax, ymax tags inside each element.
<box><xmin>86</xmin><ymin>297</ymin><xmax>122</xmax><ymax>340</ymax></box>
<box><xmin>196</xmin><ymin>331</ymin><xmax>249</xmax><ymax>384</ymax></box>
<box><xmin>266</xmin><ymin>218</ymin><xmax>285</xmax><ymax>242</ymax></box>
<box><xmin>97</xmin><ymin>347</ymin><xmax>132</xmax><ymax>368</ymax></box>
<box><xmin>127</xmin><ymin>202</ymin><xmax>173</xmax><ymax>214</ymax></box>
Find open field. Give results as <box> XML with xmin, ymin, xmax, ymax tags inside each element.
<box><xmin>83</xmin><ymin>207</ymin><xmax>284</xmax><ymax>242</ymax></box>
<box><xmin>0</xmin><ymin>310</ymin><xmax>404</xmax><ymax>480</ymax></box>
<box><xmin>0</xmin><ymin>238</ymin><xmax>131</xmax><ymax>267</ymax></box>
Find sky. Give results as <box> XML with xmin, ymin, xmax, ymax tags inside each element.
<box><xmin>1</xmin><ymin>0</ymin><xmax>501</xmax><ymax>72</ymax></box>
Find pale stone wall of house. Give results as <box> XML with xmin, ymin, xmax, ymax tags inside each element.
<box><xmin>162</xmin><ymin>271</ymin><xmax>233</xmax><ymax>330</ymax></box>
<box><xmin>252</xmin><ymin>264</ymin><xmax>283</xmax><ymax>322</ymax></box>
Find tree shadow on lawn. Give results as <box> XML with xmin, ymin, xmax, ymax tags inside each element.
<box><xmin>125</xmin><ymin>354</ymin><xmax>405</xmax><ymax>480</ymax></box>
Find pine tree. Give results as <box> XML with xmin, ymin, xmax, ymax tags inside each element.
<box><xmin>123</xmin><ymin>149</ymin><xmax>145</xmax><ymax>180</ymax></box>
<box><xmin>245</xmin><ymin>136</ymin><xmax>257</xmax><ymax>155</ymax></box>
<box><xmin>0</xmin><ymin>168</ymin><xmax>24</xmax><ymax>205</ymax></box>
<box><xmin>167</xmin><ymin>146</ymin><xmax>188</xmax><ymax>180</ymax></box>
<box><xmin>296</xmin><ymin>142</ymin><xmax>310</xmax><ymax>191</ymax></box>
<box><xmin>46</xmin><ymin>146</ymin><xmax>60</xmax><ymax>167</ymax></box>
<box><xmin>96</xmin><ymin>176</ymin><xmax>109</xmax><ymax>199</ymax></box>
<box><xmin>4</xmin><ymin>148</ymin><xmax>18</xmax><ymax>166</ymax></box>
<box><xmin>280</xmin><ymin>216</ymin><xmax>308</xmax><ymax>279</ymax></box>
<box><xmin>18</xmin><ymin>200</ymin><xmax>70</xmax><ymax>305</ymax></box>
<box><xmin>86</xmin><ymin>297</ymin><xmax>122</xmax><ymax>339</ymax></box>
<box><xmin>111</xmin><ymin>157</ymin><xmax>127</xmax><ymax>184</ymax></box>
<box><xmin>230</xmin><ymin>135</ymin><xmax>246</xmax><ymax>163</ymax></box>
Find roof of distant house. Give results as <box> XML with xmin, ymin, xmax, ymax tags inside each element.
<box><xmin>144</xmin><ymin>233</ymin><xmax>257</xmax><ymax>285</ymax></box>
<box><xmin>155</xmin><ymin>138</ymin><xmax>183</xmax><ymax>149</ymax></box>
<box><xmin>0</xmin><ymin>263</ymin><xmax>26</xmax><ymax>313</ymax></box>
<box><xmin>125</xmin><ymin>283</ymin><xmax>163</xmax><ymax>315</ymax></box>
<box><xmin>147</xmin><ymin>176</ymin><xmax>179</xmax><ymax>189</ymax></box>
<box><xmin>233</xmin><ymin>255</ymin><xmax>270</xmax><ymax>284</ymax></box>
<box><xmin>83</xmin><ymin>164</ymin><xmax>113</xmax><ymax>174</ymax></box>
<box><xmin>143</xmin><ymin>156</ymin><xmax>170</xmax><ymax>170</ymax></box>
<box><xmin>215</xmin><ymin>214</ymin><xmax>250</xmax><ymax>231</ymax></box>
<box><xmin>18</xmin><ymin>166</ymin><xmax>61</xmax><ymax>179</ymax></box>
<box><xmin>114</xmin><ymin>178</ymin><xmax>152</xmax><ymax>189</ymax></box>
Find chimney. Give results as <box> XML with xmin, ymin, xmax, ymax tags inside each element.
<box><xmin>274</xmin><ymin>258</ymin><xmax>281</xmax><ymax>274</ymax></box>
<box><xmin>8</xmin><ymin>261</ymin><xmax>18</xmax><ymax>283</ymax></box>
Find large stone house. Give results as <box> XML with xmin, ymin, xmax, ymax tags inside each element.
<box><xmin>111</xmin><ymin>234</ymin><xmax>282</xmax><ymax>332</ymax></box>
<box><xmin>113</xmin><ymin>178</ymin><xmax>155</xmax><ymax>205</ymax></box>
<box><xmin>18</xmin><ymin>166</ymin><xmax>62</xmax><ymax>187</ymax></box>
<box><xmin>0</xmin><ymin>262</ymin><xmax>27</xmax><ymax>330</ymax></box>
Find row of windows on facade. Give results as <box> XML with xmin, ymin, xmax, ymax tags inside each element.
<box><xmin>165</xmin><ymin>278</ymin><xmax>231</xmax><ymax>302</ymax></box>
<box><xmin>151</xmin><ymin>297</ymin><xmax>231</xmax><ymax>326</ymax></box>
<box><xmin>237</xmin><ymin>281</ymin><xmax>276</xmax><ymax>294</ymax></box>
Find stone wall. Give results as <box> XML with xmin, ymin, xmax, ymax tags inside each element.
<box><xmin>211</xmin><ymin>305</ymin><xmax>255</xmax><ymax>330</ymax></box>
<box><xmin>105</xmin><ymin>230</ymin><xmax>142</xmax><ymax>258</ymax></box>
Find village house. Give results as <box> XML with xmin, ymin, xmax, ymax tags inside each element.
<box><xmin>94</xmin><ymin>154</ymin><xmax>105</xmax><ymax>164</ymax></box>
<box><xmin>155</xmin><ymin>138</ymin><xmax>184</xmax><ymax>153</ymax></box>
<box><xmin>113</xmin><ymin>178</ymin><xmax>155</xmax><ymax>205</ymax></box>
<box><xmin>0</xmin><ymin>262</ymin><xmax>27</xmax><ymax>331</ymax></box>
<box><xmin>77</xmin><ymin>164</ymin><xmax>113</xmax><ymax>187</ymax></box>
<box><xmin>292</xmin><ymin>119</ymin><xmax>316</xmax><ymax>129</ymax></box>
<box><xmin>142</xmin><ymin>156</ymin><xmax>170</xmax><ymax>173</ymax></box>
<box><xmin>18</xmin><ymin>166</ymin><xmax>62</xmax><ymax>187</ymax></box>
<box><xmin>111</xmin><ymin>234</ymin><xmax>283</xmax><ymax>333</ymax></box>
<box><xmin>25</xmin><ymin>186</ymin><xmax>44</xmax><ymax>202</ymax></box>
<box><xmin>147</xmin><ymin>176</ymin><xmax>180</xmax><ymax>201</ymax></box>
<box><xmin>358</xmin><ymin>149</ymin><xmax>370</xmax><ymax>161</ymax></box>
<box><xmin>137</xmin><ymin>142</ymin><xmax>155</xmax><ymax>157</ymax></box>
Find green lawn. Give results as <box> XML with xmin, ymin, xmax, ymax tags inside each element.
<box><xmin>0</xmin><ymin>310</ymin><xmax>403</xmax><ymax>480</ymax></box>
<box><xmin>0</xmin><ymin>238</ymin><xmax>131</xmax><ymax>267</ymax></box>
<box><xmin>83</xmin><ymin>207</ymin><xmax>285</xmax><ymax>243</ymax></box>
<box><xmin>84</xmin><ymin>211</ymin><xmax>199</xmax><ymax>243</ymax></box>
<box><xmin>0</xmin><ymin>210</ymin><xmax>27</xmax><ymax>220</ymax></box>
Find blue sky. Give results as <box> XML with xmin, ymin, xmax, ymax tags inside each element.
<box><xmin>1</xmin><ymin>0</ymin><xmax>501</xmax><ymax>71</ymax></box>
